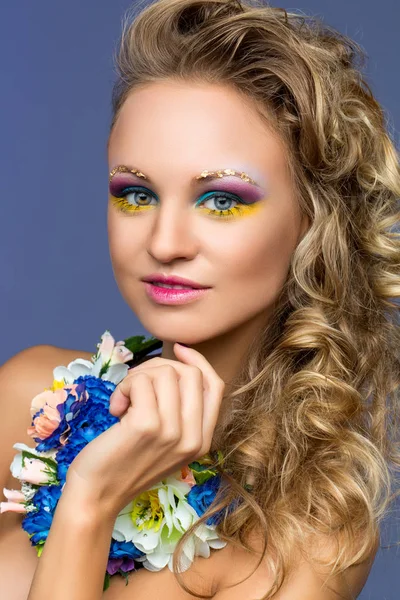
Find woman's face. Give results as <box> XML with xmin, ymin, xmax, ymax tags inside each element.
<box><xmin>107</xmin><ymin>79</ymin><xmax>309</xmax><ymax>348</ymax></box>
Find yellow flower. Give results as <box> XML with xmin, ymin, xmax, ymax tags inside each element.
<box><xmin>131</xmin><ymin>490</ymin><xmax>164</xmax><ymax>533</ymax></box>
<box><xmin>47</xmin><ymin>380</ymin><xmax>65</xmax><ymax>392</ymax></box>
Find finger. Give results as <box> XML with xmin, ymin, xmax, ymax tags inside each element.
<box><xmin>109</xmin><ymin>385</ymin><xmax>131</xmax><ymax>417</ymax></box>
<box><xmin>177</xmin><ymin>364</ymin><xmax>204</xmax><ymax>455</ymax></box>
<box><xmin>110</xmin><ymin>358</ymin><xmax>175</xmax><ymax>417</ymax></box>
<box><xmin>120</xmin><ymin>371</ymin><xmax>161</xmax><ymax>433</ymax></box>
<box><xmin>151</xmin><ymin>365</ymin><xmax>182</xmax><ymax>444</ymax></box>
<box><xmin>173</xmin><ymin>344</ymin><xmax>225</xmax><ymax>452</ymax></box>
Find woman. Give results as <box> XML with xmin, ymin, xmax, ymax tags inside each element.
<box><xmin>1</xmin><ymin>0</ymin><xmax>399</xmax><ymax>598</ymax></box>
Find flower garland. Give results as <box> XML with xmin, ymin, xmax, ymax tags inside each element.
<box><xmin>0</xmin><ymin>331</ymin><xmax>230</xmax><ymax>591</ymax></box>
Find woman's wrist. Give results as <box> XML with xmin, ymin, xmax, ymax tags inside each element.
<box><xmin>27</xmin><ymin>482</ymin><xmax>117</xmax><ymax>600</ymax></box>
<box><xmin>60</xmin><ymin>477</ymin><xmax>120</xmax><ymax>528</ymax></box>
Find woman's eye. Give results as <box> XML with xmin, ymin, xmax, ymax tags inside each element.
<box><xmin>196</xmin><ymin>191</ymin><xmax>240</xmax><ymax>213</ymax></box>
<box><xmin>110</xmin><ymin>186</ymin><xmax>158</xmax><ymax>213</ymax></box>
<box><xmin>125</xmin><ymin>188</ymin><xmax>157</xmax><ymax>206</ymax></box>
<box><xmin>195</xmin><ymin>191</ymin><xmax>254</xmax><ymax>219</ymax></box>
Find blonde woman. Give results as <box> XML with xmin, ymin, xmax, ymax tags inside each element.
<box><xmin>1</xmin><ymin>1</ymin><xmax>399</xmax><ymax>599</ymax></box>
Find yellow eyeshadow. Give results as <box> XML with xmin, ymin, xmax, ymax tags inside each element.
<box><xmin>109</xmin><ymin>194</ymin><xmax>263</xmax><ymax>220</ymax></box>
<box><xmin>195</xmin><ymin>202</ymin><xmax>262</xmax><ymax>220</ymax></box>
<box><xmin>109</xmin><ymin>195</ymin><xmax>155</xmax><ymax>213</ymax></box>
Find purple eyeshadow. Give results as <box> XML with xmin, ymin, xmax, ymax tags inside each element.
<box><xmin>109</xmin><ymin>174</ymin><xmax>146</xmax><ymax>197</ymax></box>
<box><xmin>109</xmin><ymin>173</ymin><xmax>267</xmax><ymax>204</ymax></box>
<box><xmin>199</xmin><ymin>178</ymin><xmax>266</xmax><ymax>204</ymax></box>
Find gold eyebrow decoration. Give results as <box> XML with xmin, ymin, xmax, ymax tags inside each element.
<box><xmin>109</xmin><ymin>165</ymin><xmax>259</xmax><ymax>187</ymax></box>
<box><xmin>109</xmin><ymin>165</ymin><xmax>148</xmax><ymax>183</ymax></box>
<box><xmin>195</xmin><ymin>169</ymin><xmax>257</xmax><ymax>185</ymax></box>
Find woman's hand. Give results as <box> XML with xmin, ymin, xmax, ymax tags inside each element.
<box><xmin>65</xmin><ymin>343</ymin><xmax>225</xmax><ymax>520</ymax></box>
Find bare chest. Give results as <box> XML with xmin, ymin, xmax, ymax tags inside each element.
<box><xmin>0</xmin><ymin>467</ymin><xmax>275</xmax><ymax>600</ymax></box>
<box><xmin>0</xmin><ymin>514</ymin><xmax>274</xmax><ymax>600</ymax></box>
<box><xmin>0</xmin><ymin>510</ymin><xmax>38</xmax><ymax>600</ymax></box>
<box><xmin>0</xmin><ymin>513</ymin><xmax>128</xmax><ymax>600</ymax></box>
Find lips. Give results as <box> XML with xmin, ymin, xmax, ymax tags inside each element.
<box><xmin>143</xmin><ymin>282</ymin><xmax>210</xmax><ymax>305</ymax></box>
<box><xmin>149</xmin><ymin>282</ymin><xmax>194</xmax><ymax>289</ymax></box>
<box><xmin>141</xmin><ymin>273</ymin><xmax>210</xmax><ymax>289</ymax></box>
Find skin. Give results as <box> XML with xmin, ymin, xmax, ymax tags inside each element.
<box><xmin>0</xmin><ymin>79</ymin><xmax>377</xmax><ymax>600</ymax></box>
<box><xmin>107</xmin><ymin>79</ymin><xmax>310</xmax><ymax>404</ymax></box>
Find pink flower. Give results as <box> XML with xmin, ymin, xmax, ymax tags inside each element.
<box><xmin>179</xmin><ymin>465</ymin><xmax>196</xmax><ymax>487</ymax></box>
<box><xmin>3</xmin><ymin>488</ymin><xmax>25</xmax><ymax>502</ymax></box>
<box><xmin>97</xmin><ymin>331</ymin><xmax>133</xmax><ymax>365</ymax></box>
<box><xmin>20</xmin><ymin>458</ymin><xmax>51</xmax><ymax>485</ymax></box>
<box><xmin>0</xmin><ymin>501</ymin><xmax>26</xmax><ymax>514</ymax></box>
<box><xmin>28</xmin><ymin>384</ymin><xmax>81</xmax><ymax>440</ymax></box>
<box><xmin>0</xmin><ymin>488</ymin><xmax>26</xmax><ymax>514</ymax></box>
<box><xmin>97</xmin><ymin>330</ymin><xmax>116</xmax><ymax>361</ymax></box>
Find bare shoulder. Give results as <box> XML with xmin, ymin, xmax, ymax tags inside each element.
<box><xmin>0</xmin><ymin>343</ymin><xmax>94</xmax><ymax>394</ymax></box>
<box><xmin>213</xmin><ymin>529</ymin><xmax>380</xmax><ymax>600</ymax></box>
<box><xmin>0</xmin><ymin>344</ymin><xmax>93</xmax><ymax>492</ymax></box>
<box><xmin>102</xmin><ymin>528</ymin><xmax>379</xmax><ymax>600</ymax></box>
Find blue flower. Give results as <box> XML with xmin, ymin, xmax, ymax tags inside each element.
<box><xmin>187</xmin><ymin>475</ymin><xmax>243</xmax><ymax>526</ymax></box>
<box><xmin>107</xmin><ymin>540</ymin><xmax>145</xmax><ymax>576</ymax></box>
<box><xmin>35</xmin><ymin>375</ymin><xmax>118</xmax><ymax>483</ymax></box>
<box><xmin>109</xmin><ymin>539</ymin><xmax>144</xmax><ymax>561</ymax></box>
<box><xmin>55</xmin><ymin>438</ymin><xmax>87</xmax><ymax>483</ymax></box>
<box><xmin>22</xmin><ymin>485</ymin><xmax>62</xmax><ymax>545</ymax></box>
<box><xmin>187</xmin><ymin>475</ymin><xmax>223</xmax><ymax>525</ymax></box>
<box><xmin>71</xmin><ymin>389</ymin><xmax>118</xmax><ymax>438</ymax></box>
<box><xmin>33</xmin><ymin>382</ymin><xmax>89</xmax><ymax>452</ymax></box>
<box><xmin>34</xmin><ymin>376</ymin><xmax>118</xmax><ymax>454</ymax></box>
<box><xmin>79</xmin><ymin>375</ymin><xmax>116</xmax><ymax>404</ymax></box>
<box><xmin>65</xmin><ymin>376</ymin><xmax>118</xmax><ymax>439</ymax></box>
<box><xmin>55</xmin><ymin>380</ymin><xmax>119</xmax><ymax>483</ymax></box>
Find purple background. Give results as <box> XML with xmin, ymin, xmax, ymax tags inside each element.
<box><xmin>0</xmin><ymin>1</ymin><xmax>399</xmax><ymax>596</ymax></box>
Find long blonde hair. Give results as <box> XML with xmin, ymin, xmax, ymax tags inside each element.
<box><xmin>109</xmin><ymin>1</ymin><xmax>400</xmax><ymax>597</ymax></box>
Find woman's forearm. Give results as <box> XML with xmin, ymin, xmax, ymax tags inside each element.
<box><xmin>27</xmin><ymin>482</ymin><xmax>116</xmax><ymax>600</ymax></box>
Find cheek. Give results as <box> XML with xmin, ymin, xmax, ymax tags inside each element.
<box><xmin>214</xmin><ymin>216</ymin><xmax>298</xmax><ymax>303</ymax></box>
<box><xmin>107</xmin><ymin>210</ymin><xmax>125</xmax><ymax>269</ymax></box>
<box><xmin>107</xmin><ymin>205</ymin><xmax>144</xmax><ymax>269</ymax></box>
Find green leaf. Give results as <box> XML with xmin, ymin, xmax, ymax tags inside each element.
<box><xmin>188</xmin><ymin>461</ymin><xmax>218</xmax><ymax>485</ymax></box>
<box><xmin>103</xmin><ymin>572</ymin><xmax>110</xmax><ymax>591</ymax></box>
<box><xmin>119</xmin><ymin>570</ymin><xmax>130</xmax><ymax>586</ymax></box>
<box><xmin>188</xmin><ymin>450</ymin><xmax>224</xmax><ymax>484</ymax></box>
<box><xmin>123</xmin><ymin>335</ymin><xmax>161</xmax><ymax>355</ymax></box>
<box><xmin>98</xmin><ymin>358</ymin><xmax>111</xmax><ymax>378</ymax></box>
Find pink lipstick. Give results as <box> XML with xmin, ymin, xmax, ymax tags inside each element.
<box><xmin>143</xmin><ymin>282</ymin><xmax>210</xmax><ymax>305</ymax></box>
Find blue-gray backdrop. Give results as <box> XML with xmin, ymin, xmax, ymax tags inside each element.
<box><xmin>0</xmin><ymin>1</ymin><xmax>399</xmax><ymax>597</ymax></box>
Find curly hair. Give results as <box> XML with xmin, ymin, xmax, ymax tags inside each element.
<box><xmin>108</xmin><ymin>1</ymin><xmax>400</xmax><ymax>597</ymax></box>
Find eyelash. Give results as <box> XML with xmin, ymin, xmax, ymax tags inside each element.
<box><xmin>110</xmin><ymin>186</ymin><xmax>256</xmax><ymax>220</ymax></box>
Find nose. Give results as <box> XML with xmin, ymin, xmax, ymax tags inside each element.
<box><xmin>147</xmin><ymin>200</ymin><xmax>198</xmax><ymax>263</ymax></box>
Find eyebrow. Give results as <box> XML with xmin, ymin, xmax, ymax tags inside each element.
<box><xmin>108</xmin><ymin>165</ymin><xmax>261</xmax><ymax>187</ymax></box>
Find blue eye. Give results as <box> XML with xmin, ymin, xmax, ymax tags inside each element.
<box><xmin>195</xmin><ymin>190</ymin><xmax>242</xmax><ymax>212</ymax></box>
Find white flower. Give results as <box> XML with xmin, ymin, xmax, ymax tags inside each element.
<box><xmin>10</xmin><ymin>443</ymin><xmax>57</xmax><ymax>481</ymax></box>
<box><xmin>52</xmin><ymin>330</ymin><xmax>133</xmax><ymax>385</ymax></box>
<box><xmin>112</xmin><ymin>475</ymin><xmax>227</xmax><ymax>573</ymax></box>
<box><xmin>21</xmin><ymin>482</ymin><xmax>36</xmax><ymax>502</ymax></box>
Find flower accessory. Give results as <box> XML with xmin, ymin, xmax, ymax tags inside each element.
<box><xmin>0</xmin><ymin>331</ymin><xmax>229</xmax><ymax>590</ymax></box>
